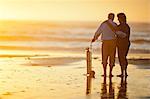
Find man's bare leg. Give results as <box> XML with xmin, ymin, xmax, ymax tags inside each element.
<box><xmin>102</xmin><ymin>65</ymin><xmax>107</xmax><ymax>77</ymax></box>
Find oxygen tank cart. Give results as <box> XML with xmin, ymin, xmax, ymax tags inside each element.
<box><xmin>86</xmin><ymin>47</ymin><xmax>92</xmax><ymax>76</ymax></box>
<box><xmin>86</xmin><ymin>44</ymin><xmax>95</xmax><ymax>94</ymax></box>
<box><xmin>86</xmin><ymin>44</ymin><xmax>95</xmax><ymax>77</ymax></box>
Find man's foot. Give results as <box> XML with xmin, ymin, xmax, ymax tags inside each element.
<box><xmin>101</xmin><ymin>74</ymin><xmax>107</xmax><ymax>77</ymax></box>
<box><xmin>125</xmin><ymin>71</ymin><xmax>128</xmax><ymax>77</ymax></box>
<box><xmin>117</xmin><ymin>74</ymin><xmax>124</xmax><ymax>77</ymax></box>
<box><xmin>109</xmin><ymin>74</ymin><xmax>114</xmax><ymax>77</ymax></box>
<box><xmin>125</xmin><ymin>74</ymin><xmax>128</xmax><ymax>77</ymax></box>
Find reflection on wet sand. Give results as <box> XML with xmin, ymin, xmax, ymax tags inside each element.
<box><xmin>100</xmin><ymin>76</ymin><xmax>128</xmax><ymax>99</ymax></box>
<box><xmin>86</xmin><ymin>75</ymin><xmax>92</xmax><ymax>94</ymax></box>
<box><xmin>86</xmin><ymin>70</ymin><xmax>95</xmax><ymax>94</ymax></box>
<box><xmin>86</xmin><ymin>76</ymin><xmax>128</xmax><ymax>98</ymax></box>
<box><xmin>117</xmin><ymin>76</ymin><xmax>128</xmax><ymax>99</ymax></box>
<box><xmin>101</xmin><ymin>76</ymin><xmax>115</xmax><ymax>99</ymax></box>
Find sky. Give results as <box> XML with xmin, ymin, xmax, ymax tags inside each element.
<box><xmin>0</xmin><ymin>0</ymin><xmax>149</xmax><ymax>22</ymax></box>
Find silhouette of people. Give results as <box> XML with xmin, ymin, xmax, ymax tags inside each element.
<box><xmin>103</xmin><ymin>13</ymin><xmax>131</xmax><ymax>76</ymax></box>
<box><xmin>116</xmin><ymin>13</ymin><xmax>130</xmax><ymax>77</ymax></box>
<box><xmin>100</xmin><ymin>76</ymin><xmax>115</xmax><ymax>99</ymax></box>
<box><xmin>86</xmin><ymin>74</ymin><xmax>128</xmax><ymax>98</ymax></box>
<box><xmin>91</xmin><ymin>13</ymin><xmax>117</xmax><ymax>77</ymax></box>
<box><xmin>108</xmin><ymin>77</ymin><xmax>115</xmax><ymax>98</ymax></box>
<box><xmin>101</xmin><ymin>76</ymin><xmax>107</xmax><ymax>98</ymax></box>
<box><xmin>117</xmin><ymin>76</ymin><xmax>128</xmax><ymax>99</ymax></box>
<box><xmin>100</xmin><ymin>76</ymin><xmax>128</xmax><ymax>99</ymax></box>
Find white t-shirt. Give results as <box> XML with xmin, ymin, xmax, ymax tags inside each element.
<box><xmin>94</xmin><ymin>19</ymin><xmax>117</xmax><ymax>40</ymax></box>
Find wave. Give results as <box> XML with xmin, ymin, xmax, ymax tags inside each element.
<box><xmin>127</xmin><ymin>58</ymin><xmax>150</xmax><ymax>69</ymax></box>
<box><xmin>0</xmin><ymin>45</ymin><xmax>149</xmax><ymax>54</ymax></box>
<box><xmin>0</xmin><ymin>21</ymin><xmax>149</xmax><ymax>55</ymax></box>
<box><xmin>0</xmin><ymin>35</ymin><xmax>90</xmax><ymax>42</ymax></box>
<box><xmin>0</xmin><ymin>35</ymin><xmax>150</xmax><ymax>44</ymax></box>
<box><xmin>131</xmin><ymin>39</ymin><xmax>150</xmax><ymax>44</ymax></box>
<box><xmin>0</xmin><ymin>45</ymin><xmax>84</xmax><ymax>52</ymax></box>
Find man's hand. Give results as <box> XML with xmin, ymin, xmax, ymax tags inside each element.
<box><xmin>91</xmin><ymin>38</ymin><xmax>95</xmax><ymax>42</ymax></box>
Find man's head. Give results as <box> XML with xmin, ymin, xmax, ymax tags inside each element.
<box><xmin>108</xmin><ymin>13</ymin><xmax>115</xmax><ymax>21</ymax></box>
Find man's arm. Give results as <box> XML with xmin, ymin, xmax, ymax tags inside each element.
<box><xmin>91</xmin><ymin>24</ymin><xmax>102</xmax><ymax>42</ymax></box>
<box><xmin>107</xmin><ymin>21</ymin><xmax>118</xmax><ymax>32</ymax></box>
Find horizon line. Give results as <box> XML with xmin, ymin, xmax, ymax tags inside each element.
<box><xmin>0</xmin><ymin>19</ymin><xmax>150</xmax><ymax>24</ymax></box>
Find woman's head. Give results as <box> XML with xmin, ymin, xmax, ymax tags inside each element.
<box><xmin>117</xmin><ymin>13</ymin><xmax>127</xmax><ymax>23</ymax></box>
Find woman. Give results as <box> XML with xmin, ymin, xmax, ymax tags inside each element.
<box><xmin>116</xmin><ymin>13</ymin><xmax>130</xmax><ymax>77</ymax></box>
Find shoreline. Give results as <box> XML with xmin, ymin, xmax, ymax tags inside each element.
<box><xmin>0</xmin><ymin>51</ymin><xmax>149</xmax><ymax>99</ymax></box>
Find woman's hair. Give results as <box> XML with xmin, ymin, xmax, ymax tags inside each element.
<box><xmin>117</xmin><ymin>13</ymin><xmax>126</xmax><ymax>23</ymax></box>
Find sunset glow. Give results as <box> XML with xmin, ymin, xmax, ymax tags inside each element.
<box><xmin>0</xmin><ymin>0</ymin><xmax>149</xmax><ymax>22</ymax></box>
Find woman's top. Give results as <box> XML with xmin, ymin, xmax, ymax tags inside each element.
<box><xmin>117</xmin><ymin>23</ymin><xmax>130</xmax><ymax>45</ymax></box>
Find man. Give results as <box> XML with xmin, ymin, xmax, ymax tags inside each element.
<box><xmin>91</xmin><ymin>13</ymin><xmax>117</xmax><ymax>77</ymax></box>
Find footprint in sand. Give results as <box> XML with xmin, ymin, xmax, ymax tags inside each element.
<box><xmin>3</xmin><ymin>92</ymin><xmax>12</xmax><ymax>95</ymax></box>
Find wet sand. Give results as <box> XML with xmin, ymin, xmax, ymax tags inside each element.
<box><xmin>0</xmin><ymin>52</ymin><xmax>149</xmax><ymax>99</ymax></box>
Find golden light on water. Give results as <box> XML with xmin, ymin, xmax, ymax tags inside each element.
<box><xmin>0</xmin><ymin>1</ymin><xmax>149</xmax><ymax>99</ymax></box>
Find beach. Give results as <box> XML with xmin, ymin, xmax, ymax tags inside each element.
<box><xmin>0</xmin><ymin>21</ymin><xmax>149</xmax><ymax>99</ymax></box>
<box><xmin>0</xmin><ymin>51</ymin><xmax>149</xmax><ymax>99</ymax></box>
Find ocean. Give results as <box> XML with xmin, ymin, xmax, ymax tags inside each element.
<box><xmin>0</xmin><ymin>20</ymin><xmax>149</xmax><ymax>55</ymax></box>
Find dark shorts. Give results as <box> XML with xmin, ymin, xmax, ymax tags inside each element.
<box><xmin>102</xmin><ymin>39</ymin><xmax>116</xmax><ymax>67</ymax></box>
<box><xmin>117</xmin><ymin>42</ymin><xmax>130</xmax><ymax>68</ymax></box>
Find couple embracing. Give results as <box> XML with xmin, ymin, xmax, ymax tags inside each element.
<box><xmin>91</xmin><ymin>13</ymin><xmax>130</xmax><ymax>77</ymax></box>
